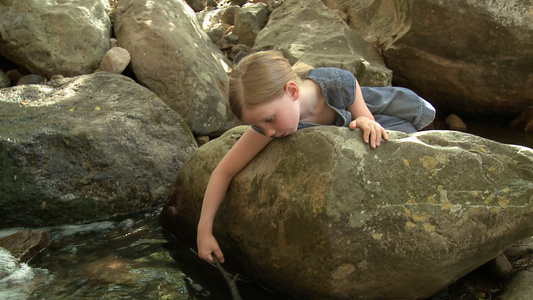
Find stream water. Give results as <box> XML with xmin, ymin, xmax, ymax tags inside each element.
<box><xmin>0</xmin><ymin>208</ymin><xmax>283</xmax><ymax>300</ymax></box>
<box><xmin>1</xmin><ymin>121</ymin><xmax>531</xmax><ymax>300</ymax></box>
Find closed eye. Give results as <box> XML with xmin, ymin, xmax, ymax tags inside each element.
<box><xmin>265</xmin><ymin>116</ymin><xmax>274</xmax><ymax>123</ymax></box>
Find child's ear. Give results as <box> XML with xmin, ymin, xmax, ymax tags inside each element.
<box><xmin>285</xmin><ymin>81</ymin><xmax>300</xmax><ymax>100</ymax></box>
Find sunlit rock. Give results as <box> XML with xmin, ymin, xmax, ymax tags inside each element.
<box><xmin>0</xmin><ymin>72</ymin><xmax>197</xmax><ymax>228</ymax></box>
<box><xmin>161</xmin><ymin>125</ymin><xmax>533</xmax><ymax>300</ymax></box>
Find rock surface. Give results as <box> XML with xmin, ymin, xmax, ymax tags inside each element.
<box><xmin>499</xmin><ymin>267</ymin><xmax>533</xmax><ymax>299</ymax></box>
<box><xmin>160</xmin><ymin>125</ymin><xmax>533</xmax><ymax>299</ymax></box>
<box><xmin>253</xmin><ymin>0</ymin><xmax>392</xmax><ymax>87</ymax></box>
<box><xmin>0</xmin><ymin>230</ymin><xmax>50</xmax><ymax>263</ymax></box>
<box><xmin>113</xmin><ymin>0</ymin><xmax>236</xmax><ymax>136</ymax></box>
<box><xmin>0</xmin><ymin>72</ymin><xmax>197</xmax><ymax>228</ymax></box>
<box><xmin>0</xmin><ymin>69</ymin><xmax>10</xmax><ymax>88</ymax></box>
<box><xmin>321</xmin><ymin>0</ymin><xmax>533</xmax><ymax>116</ymax></box>
<box><xmin>382</xmin><ymin>0</ymin><xmax>533</xmax><ymax>115</ymax></box>
<box><xmin>0</xmin><ymin>0</ymin><xmax>111</xmax><ymax>78</ymax></box>
<box><xmin>99</xmin><ymin>47</ymin><xmax>131</xmax><ymax>74</ymax></box>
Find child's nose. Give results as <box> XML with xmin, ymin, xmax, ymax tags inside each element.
<box><xmin>264</xmin><ymin>127</ymin><xmax>276</xmax><ymax>137</ymax></box>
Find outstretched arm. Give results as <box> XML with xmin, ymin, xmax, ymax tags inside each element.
<box><xmin>347</xmin><ymin>79</ymin><xmax>388</xmax><ymax>148</ymax></box>
<box><xmin>197</xmin><ymin>127</ymin><xmax>273</xmax><ymax>263</ymax></box>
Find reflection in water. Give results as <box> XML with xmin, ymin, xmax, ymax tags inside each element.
<box><xmin>0</xmin><ymin>208</ymin><xmax>281</xmax><ymax>300</ymax></box>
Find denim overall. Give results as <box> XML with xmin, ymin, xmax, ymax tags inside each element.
<box><xmin>253</xmin><ymin>67</ymin><xmax>436</xmax><ymax>134</ymax></box>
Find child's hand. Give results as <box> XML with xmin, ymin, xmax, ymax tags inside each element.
<box><xmin>197</xmin><ymin>232</ymin><xmax>225</xmax><ymax>263</ymax></box>
<box><xmin>349</xmin><ymin>116</ymin><xmax>389</xmax><ymax>148</ymax></box>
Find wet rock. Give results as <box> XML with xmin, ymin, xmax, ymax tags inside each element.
<box><xmin>161</xmin><ymin>125</ymin><xmax>533</xmax><ymax>300</ymax></box>
<box><xmin>0</xmin><ymin>0</ymin><xmax>111</xmax><ymax>78</ymax></box>
<box><xmin>99</xmin><ymin>47</ymin><xmax>131</xmax><ymax>74</ymax></box>
<box><xmin>84</xmin><ymin>255</ymin><xmax>144</xmax><ymax>284</ymax></box>
<box><xmin>253</xmin><ymin>0</ymin><xmax>392</xmax><ymax>87</ymax></box>
<box><xmin>0</xmin><ymin>230</ymin><xmax>50</xmax><ymax>263</ymax></box>
<box><xmin>0</xmin><ymin>72</ymin><xmax>197</xmax><ymax>228</ymax></box>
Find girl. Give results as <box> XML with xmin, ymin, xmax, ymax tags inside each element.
<box><xmin>197</xmin><ymin>50</ymin><xmax>435</xmax><ymax>263</ymax></box>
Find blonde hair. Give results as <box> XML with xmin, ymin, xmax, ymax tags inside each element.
<box><xmin>228</xmin><ymin>50</ymin><xmax>314</xmax><ymax>120</ymax></box>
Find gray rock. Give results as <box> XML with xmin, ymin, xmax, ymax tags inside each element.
<box><xmin>99</xmin><ymin>47</ymin><xmax>131</xmax><ymax>74</ymax></box>
<box><xmin>253</xmin><ymin>0</ymin><xmax>392</xmax><ymax>87</ymax></box>
<box><xmin>16</xmin><ymin>74</ymin><xmax>46</xmax><ymax>86</ymax></box>
<box><xmin>161</xmin><ymin>125</ymin><xmax>533</xmax><ymax>300</ymax></box>
<box><xmin>185</xmin><ymin>0</ymin><xmax>208</xmax><ymax>12</ymax></box>
<box><xmin>233</xmin><ymin>3</ymin><xmax>269</xmax><ymax>47</ymax></box>
<box><xmin>114</xmin><ymin>0</ymin><xmax>237</xmax><ymax>136</ymax></box>
<box><xmin>381</xmin><ymin>0</ymin><xmax>532</xmax><ymax>115</ymax></box>
<box><xmin>0</xmin><ymin>72</ymin><xmax>197</xmax><ymax>228</ymax></box>
<box><xmin>321</xmin><ymin>0</ymin><xmax>411</xmax><ymax>51</ymax></box>
<box><xmin>498</xmin><ymin>266</ymin><xmax>533</xmax><ymax>300</ymax></box>
<box><xmin>0</xmin><ymin>0</ymin><xmax>111</xmax><ymax>78</ymax></box>
<box><xmin>0</xmin><ymin>230</ymin><xmax>50</xmax><ymax>263</ymax></box>
<box><xmin>0</xmin><ymin>69</ymin><xmax>10</xmax><ymax>88</ymax></box>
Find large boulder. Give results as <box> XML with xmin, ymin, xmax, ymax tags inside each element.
<box><xmin>320</xmin><ymin>0</ymin><xmax>413</xmax><ymax>50</ymax></box>
<box><xmin>253</xmin><ymin>0</ymin><xmax>392</xmax><ymax>87</ymax></box>
<box><xmin>160</xmin><ymin>125</ymin><xmax>533</xmax><ymax>299</ymax></box>
<box><xmin>384</xmin><ymin>0</ymin><xmax>532</xmax><ymax>115</ymax></box>
<box><xmin>0</xmin><ymin>72</ymin><xmax>197</xmax><ymax>228</ymax></box>
<box><xmin>0</xmin><ymin>0</ymin><xmax>111</xmax><ymax>78</ymax></box>
<box><xmin>321</xmin><ymin>0</ymin><xmax>533</xmax><ymax>116</ymax></box>
<box><xmin>113</xmin><ymin>0</ymin><xmax>235</xmax><ymax>136</ymax></box>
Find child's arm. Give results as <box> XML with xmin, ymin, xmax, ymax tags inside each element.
<box><xmin>197</xmin><ymin>127</ymin><xmax>273</xmax><ymax>263</ymax></box>
<box><xmin>347</xmin><ymin>79</ymin><xmax>389</xmax><ymax>148</ymax></box>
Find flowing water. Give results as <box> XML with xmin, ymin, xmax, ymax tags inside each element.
<box><xmin>1</xmin><ymin>121</ymin><xmax>531</xmax><ymax>300</ymax></box>
<box><xmin>0</xmin><ymin>208</ymin><xmax>283</xmax><ymax>300</ymax></box>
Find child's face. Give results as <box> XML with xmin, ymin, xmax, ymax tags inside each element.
<box><xmin>242</xmin><ymin>89</ymin><xmax>300</xmax><ymax>138</ymax></box>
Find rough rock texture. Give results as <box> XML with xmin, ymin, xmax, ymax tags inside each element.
<box><xmin>381</xmin><ymin>0</ymin><xmax>533</xmax><ymax>115</ymax></box>
<box><xmin>511</xmin><ymin>108</ymin><xmax>533</xmax><ymax>132</ymax></box>
<box><xmin>321</xmin><ymin>0</ymin><xmax>411</xmax><ymax>51</ymax></box>
<box><xmin>0</xmin><ymin>69</ymin><xmax>10</xmax><ymax>88</ymax></box>
<box><xmin>253</xmin><ymin>0</ymin><xmax>392</xmax><ymax>87</ymax></box>
<box><xmin>0</xmin><ymin>230</ymin><xmax>50</xmax><ymax>263</ymax></box>
<box><xmin>0</xmin><ymin>72</ymin><xmax>197</xmax><ymax>228</ymax></box>
<box><xmin>499</xmin><ymin>267</ymin><xmax>533</xmax><ymax>299</ymax></box>
<box><xmin>99</xmin><ymin>47</ymin><xmax>131</xmax><ymax>74</ymax></box>
<box><xmin>233</xmin><ymin>3</ymin><xmax>269</xmax><ymax>47</ymax></box>
<box><xmin>186</xmin><ymin>0</ymin><xmax>209</xmax><ymax>12</ymax></box>
<box><xmin>495</xmin><ymin>237</ymin><xmax>533</xmax><ymax>300</ymax></box>
<box><xmin>114</xmin><ymin>0</ymin><xmax>236</xmax><ymax>136</ymax></box>
<box><xmin>160</xmin><ymin>125</ymin><xmax>533</xmax><ymax>300</ymax></box>
<box><xmin>0</xmin><ymin>0</ymin><xmax>111</xmax><ymax>78</ymax></box>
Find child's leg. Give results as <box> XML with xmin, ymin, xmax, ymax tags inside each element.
<box><xmin>361</xmin><ymin>87</ymin><xmax>435</xmax><ymax>131</ymax></box>
<box><xmin>374</xmin><ymin>115</ymin><xmax>417</xmax><ymax>133</ymax></box>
